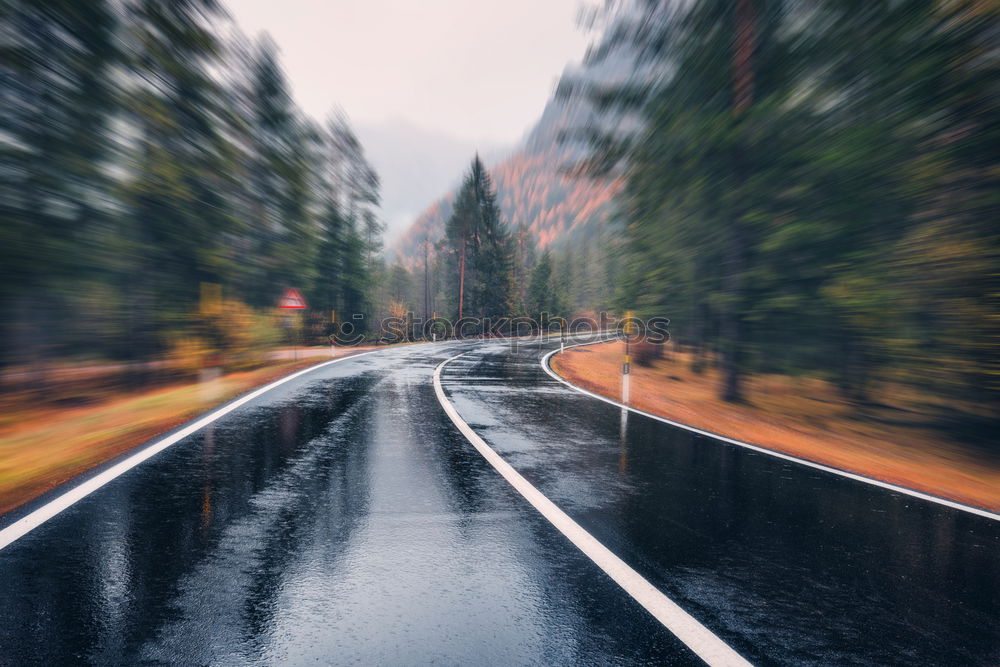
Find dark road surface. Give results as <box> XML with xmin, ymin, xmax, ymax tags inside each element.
<box><xmin>1</xmin><ymin>338</ymin><xmax>998</xmax><ymax>665</ymax></box>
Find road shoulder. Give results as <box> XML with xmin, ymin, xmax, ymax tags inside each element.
<box><xmin>549</xmin><ymin>340</ymin><xmax>1000</xmax><ymax>514</ymax></box>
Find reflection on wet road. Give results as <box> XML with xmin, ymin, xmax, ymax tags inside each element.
<box><xmin>0</xmin><ymin>342</ymin><xmax>691</xmax><ymax>665</ymax></box>
<box><xmin>440</xmin><ymin>340</ymin><xmax>1000</xmax><ymax>665</ymax></box>
<box><xmin>1</xmin><ymin>338</ymin><xmax>997</xmax><ymax>664</ymax></box>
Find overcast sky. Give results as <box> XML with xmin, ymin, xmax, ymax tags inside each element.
<box><xmin>225</xmin><ymin>0</ymin><xmax>591</xmax><ymax>144</ymax></box>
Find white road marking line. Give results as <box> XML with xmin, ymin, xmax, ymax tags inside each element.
<box><xmin>0</xmin><ymin>335</ymin><xmax>573</xmax><ymax>553</ymax></box>
<box><xmin>542</xmin><ymin>340</ymin><xmax>1000</xmax><ymax>522</ymax></box>
<box><xmin>0</xmin><ymin>350</ymin><xmax>383</xmax><ymax>551</ymax></box>
<box><xmin>433</xmin><ymin>352</ymin><xmax>753</xmax><ymax>667</ymax></box>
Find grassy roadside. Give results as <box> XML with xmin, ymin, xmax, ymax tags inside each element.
<box><xmin>551</xmin><ymin>341</ymin><xmax>1000</xmax><ymax>513</ymax></box>
<box><xmin>0</xmin><ymin>347</ymin><xmax>372</xmax><ymax>516</ymax></box>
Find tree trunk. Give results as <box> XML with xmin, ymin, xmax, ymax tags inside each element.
<box><xmin>423</xmin><ymin>240</ymin><xmax>430</xmax><ymax>322</ymax></box>
<box><xmin>721</xmin><ymin>225</ymin><xmax>746</xmax><ymax>402</ymax></box>
<box><xmin>838</xmin><ymin>332</ymin><xmax>870</xmax><ymax>405</ymax></box>
<box><xmin>721</xmin><ymin>0</ymin><xmax>756</xmax><ymax>403</ymax></box>
<box><xmin>458</xmin><ymin>243</ymin><xmax>466</xmax><ymax>321</ymax></box>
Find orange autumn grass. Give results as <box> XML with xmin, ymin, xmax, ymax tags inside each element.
<box><xmin>0</xmin><ymin>349</ymin><xmax>371</xmax><ymax>516</ymax></box>
<box><xmin>551</xmin><ymin>341</ymin><xmax>1000</xmax><ymax>513</ymax></box>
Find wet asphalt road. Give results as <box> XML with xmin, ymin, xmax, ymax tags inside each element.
<box><xmin>1</xmin><ymin>338</ymin><xmax>998</xmax><ymax>665</ymax></box>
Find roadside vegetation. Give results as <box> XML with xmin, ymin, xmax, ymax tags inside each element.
<box><xmin>4</xmin><ymin>0</ymin><xmax>997</xmax><ymax>516</ymax></box>
<box><xmin>571</xmin><ymin>0</ymin><xmax>999</xmax><ymax>424</ymax></box>
<box><xmin>392</xmin><ymin>1</ymin><xmax>999</xmax><ymax>438</ymax></box>
<box><xmin>0</xmin><ymin>349</ymin><xmax>375</xmax><ymax>516</ymax></box>
<box><xmin>3</xmin><ymin>0</ymin><xmax>388</xmax><ymax>380</ymax></box>
<box><xmin>2</xmin><ymin>0</ymin><xmax>399</xmax><ymax>515</ymax></box>
<box><xmin>387</xmin><ymin>1</ymin><xmax>998</xmax><ymax>497</ymax></box>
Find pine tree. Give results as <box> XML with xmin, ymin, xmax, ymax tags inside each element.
<box><xmin>528</xmin><ymin>250</ymin><xmax>565</xmax><ymax>324</ymax></box>
<box><xmin>119</xmin><ymin>0</ymin><xmax>234</xmax><ymax>355</ymax></box>
<box><xmin>234</xmin><ymin>36</ymin><xmax>319</xmax><ymax>307</ymax></box>
<box><xmin>443</xmin><ymin>155</ymin><xmax>513</xmax><ymax>322</ymax></box>
<box><xmin>470</xmin><ymin>160</ymin><xmax>514</xmax><ymax>320</ymax></box>
<box><xmin>1</xmin><ymin>0</ymin><xmax>120</xmax><ymax>365</ymax></box>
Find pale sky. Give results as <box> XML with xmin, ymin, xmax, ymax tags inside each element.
<box><xmin>224</xmin><ymin>0</ymin><xmax>592</xmax><ymax>145</ymax></box>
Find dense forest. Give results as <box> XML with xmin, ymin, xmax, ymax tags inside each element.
<box><xmin>2</xmin><ymin>0</ymin><xmax>384</xmax><ymax>371</ymax></box>
<box><xmin>392</xmin><ymin>0</ymin><xmax>998</xmax><ymax>429</ymax></box>
<box><xmin>6</xmin><ymin>0</ymin><xmax>997</xmax><ymax>429</ymax></box>
<box><xmin>582</xmin><ymin>0</ymin><xmax>999</xmax><ymax>416</ymax></box>
<box><xmin>388</xmin><ymin>155</ymin><xmax>602</xmax><ymax>332</ymax></box>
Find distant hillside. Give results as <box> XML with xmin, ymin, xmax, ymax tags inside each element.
<box><xmin>394</xmin><ymin>149</ymin><xmax>620</xmax><ymax>264</ymax></box>
<box><xmin>355</xmin><ymin>120</ymin><xmax>508</xmax><ymax>240</ymax></box>
<box><xmin>390</xmin><ymin>38</ymin><xmax>636</xmax><ymax>266</ymax></box>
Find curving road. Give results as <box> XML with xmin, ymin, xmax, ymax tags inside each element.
<box><xmin>1</xmin><ymin>337</ymin><xmax>997</xmax><ymax>665</ymax></box>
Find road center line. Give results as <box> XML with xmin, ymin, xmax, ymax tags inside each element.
<box><xmin>0</xmin><ymin>349</ymin><xmax>381</xmax><ymax>551</ymax></box>
<box><xmin>541</xmin><ymin>340</ymin><xmax>1000</xmax><ymax>522</ymax></box>
<box><xmin>433</xmin><ymin>352</ymin><xmax>753</xmax><ymax>667</ymax></box>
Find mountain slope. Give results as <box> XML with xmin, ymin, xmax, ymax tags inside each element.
<box><xmin>390</xmin><ymin>64</ymin><xmax>627</xmax><ymax>265</ymax></box>
<box><xmin>355</xmin><ymin>120</ymin><xmax>508</xmax><ymax>239</ymax></box>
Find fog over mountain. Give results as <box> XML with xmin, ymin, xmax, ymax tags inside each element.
<box><xmin>388</xmin><ymin>2</ymin><xmax>648</xmax><ymax>265</ymax></box>
<box><xmin>355</xmin><ymin>120</ymin><xmax>510</xmax><ymax>241</ymax></box>
<box><xmin>388</xmin><ymin>87</ymin><xmax>622</xmax><ymax>266</ymax></box>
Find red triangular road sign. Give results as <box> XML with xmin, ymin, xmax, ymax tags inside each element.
<box><xmin>278</xmin><ymin>288</ymin><xmax>308</xmax><ymax>309</ymax></box>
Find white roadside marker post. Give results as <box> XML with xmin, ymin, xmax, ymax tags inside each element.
<box><xmin>622</xmin><ymin>358</ymin><xmax>630</xmax><ymax>404</ymax></box>
<box><xmin>623</xmin><ymin>311</ymin><xmax>635</xmax><ymax>405</ymax></box>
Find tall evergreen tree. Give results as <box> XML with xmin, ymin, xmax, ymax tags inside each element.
<box><xmin>445</xmin><ymin>172</ymin><xmax>477</xmax><ymax>320</ymax></box>
<box><xmin>443</xmin><ymin>155</ymin><xmax>513</xmax><ymax>322</ymax></box>
<box><xmin>233</xmin><ymin>36</ymin><xmax>319</xmax><ymax>306</ymax></box>
<box><xmin>528</xmin><ymin>250</ymin><xmax>566</xmax><ymax>322</ymax></box>
<box><xmin>118</xmin><ymin>0</ymin><xmax>234</xmax><ymax>354</ymax></box>
<box><xmin>1</xmin><ymin>0</ymin><xmax>120</xmax><ymax>365</ymax></box>
<box><xmin>0</xmin><ymin>0</ymin><xmax>386</xmax><ymax>364</ymax></box>
<box><xmin>576</xmin><ymin>0</ymin><xmax>1000</xmax><ymax>420</ymax></box>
